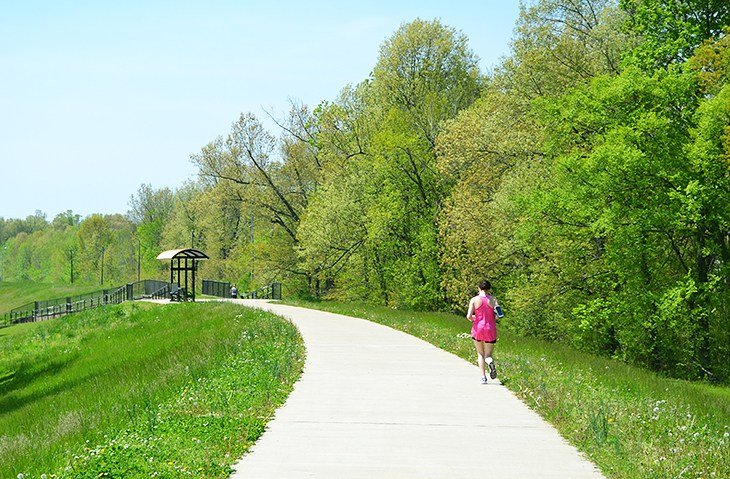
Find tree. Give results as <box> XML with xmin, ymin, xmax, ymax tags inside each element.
<box><xmin>360</xmin><ymin>19</ymin><xmax>483</xmax><ymax>308</ymax></box>
<box><xmin>52</xmin><ymin>210</ymin><xmax>81</xmax><ymax>230</ymax></box>
<box><xmin>128</xmin><ymin>184</ymin><xmax>174</xmax><ymax>277</ymax></box>
<box><xmin>77</xmin><ymin>215</ymin><xmax>112</xmax><ymax>285</ymax></box>
<box><xmin>371</xmin><ymin>18</ymin><xmax>483</xmax><ymax>147</ymax></box>
<box><xmin>497</xmin><ymin>0</ymin><xmax>635</xmax><ymax>99</ymax></box>
<box><xmin>620</xmin><ymin>0</ymin><xmax>730</xmax><ymax>68</ymax></box>
<box><xmin>192</xmin><ymin>109</ymin><xmax>324</xmax><ymax>293</ymax></box>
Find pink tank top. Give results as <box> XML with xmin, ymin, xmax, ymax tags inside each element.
<box><xmin>471</xmin><ymin>293</ymin><xmax>497</xmax><ymax>342</ymax></box>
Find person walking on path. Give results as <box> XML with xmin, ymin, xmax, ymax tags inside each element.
<box><xmin>231</xmin><ymin>285</ymin><xmax>238</xmax><ymax>299</ymax></box>
<box><xmin>466</xmin><ymin>279</ymin><xmax>498</xmax><ymax>383</ymax></box>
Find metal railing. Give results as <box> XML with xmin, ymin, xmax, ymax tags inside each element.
<box><xmin>241</xmin><ymin>282</ymin><xmax>282</xmax><ymax>300</ymax></box>
<box><xmin>0</xmin><ymin>280</ymin><xmax>283</xmax><ymax>326</ymax></box>
<box><xmin>128</xmin><ymin>280</ymin><xmax>173</xmax><ymax>300</ymax></box>
<box><xmin>6</xmin><ymin>284</ymin><xmax>128</xmax><ymax>324</ymax></box>
<box><xmin>202</xmin><ymin>279</ymin><xmax>231</xmax><ymax>298</ymax></box>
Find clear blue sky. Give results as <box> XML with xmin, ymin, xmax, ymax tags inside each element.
<box><xmin>0</xmin><ymin>1</ymin><xmax>522</xmax><ymax>221</ymax></box>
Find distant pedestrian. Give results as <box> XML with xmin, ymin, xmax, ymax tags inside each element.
<box><xmin>231</xmin><ymin>285</ymin><xmax>238</xmax><ymax>299</ymax></box>
<box><xmin>466</xmin><ymin>279</ymin><xmax>498</xmax><ymax>383</ymax></box>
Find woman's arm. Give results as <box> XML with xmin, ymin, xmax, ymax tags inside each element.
<box><xmin>466</xmin><ymin>298</ymin><xmax>475</xmax><ymax>321</ymax></box>
<box><xmin>487</xmin><ymin>295</ymin><xmax>496</xmax><ymax>308</ymax></box>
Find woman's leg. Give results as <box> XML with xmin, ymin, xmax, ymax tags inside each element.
<box><xmin>484</xmin><ymin>342</ymin><xmax>496</xmax><ymax>378</ymax></box>
<box><xmin>474</xmin><ymin>340</ymin><xmax>486</xmax><ymax>379</ymax></box>
<box><xmin>484</xmin><ymin>342</ymin><xmax>495</xmax><ymax>359</ymax></box>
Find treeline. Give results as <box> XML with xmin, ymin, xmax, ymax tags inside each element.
<box><xmin>0</xmin><ymin>211</ymin><xmax>137</xmax><ymax>285</ymax></box>
<box><xmin>1</xmin><ymin>0</ymin><xmax>727</xmax><ymax>381</ymax></box>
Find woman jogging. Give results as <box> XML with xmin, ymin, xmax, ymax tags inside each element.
<box><xmin>466</xmin><ymin>279</ymin><xmax>498</xmax><ymax>383</ymax></box>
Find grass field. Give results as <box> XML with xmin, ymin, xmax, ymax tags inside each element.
<box><xmin>285</xmin><ymin>300</ymin><xmax>729</xmax><ymax>479</ymax></box>
<box><xmin>0</xmin><ymin>301</ymin><xmax>304</xmax><ymax>478</ymax></box>
<box><xmin>0</xmin><ymin>281</ymin><xmax>103</xmax><ymax>315</ymax></box>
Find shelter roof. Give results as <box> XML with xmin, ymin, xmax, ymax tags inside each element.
<box><xmin>156</xmin><ymin>248</ymin><xmax>210</xmax><ymax>260</ymax></box>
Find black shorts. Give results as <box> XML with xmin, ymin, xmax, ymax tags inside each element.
<box><xmin>472</xmin><ymin>338</ymin><xmax>497</xmax><ymax>344</ymax></box>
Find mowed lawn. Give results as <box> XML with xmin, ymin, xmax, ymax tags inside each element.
<box><xmin>0</xmin><ymin>301</ymin><xmax>304</xmax><ymax>478</ymax></box>
<box><xmin>285</xmin><ymin>300</ymin><xmax>730</xmax><ymax>479</ymax></box>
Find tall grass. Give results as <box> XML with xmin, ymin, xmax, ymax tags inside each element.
<box><xmin>0</xmin><ymin>301</ymin><xmax>304</xmax><ymax>478</ymax></box>
<box><xmin>284</xmin><ymin>300</ymin><xmax>729</xmax><ymax>479</ymax></box>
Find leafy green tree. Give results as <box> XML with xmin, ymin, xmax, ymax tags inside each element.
<box><xmin>371</xmin><ymin>18</ymin><xmax>483</xmax><ymax>147</ymax></box>
<box><xmin>192</xmin><ymin>108</ymin><xmax>324</xmax><ymax>294</ymax></box>
<box><xmin>498</xmin><ymin>0</ymin><xmax>635</xmax><ymax>99</ymax></box>
<box><xmin>359</xmin><ymin>19</ymin><xmax>483</xmax><ymax>308</ymax></box>
<box><xmin>128</xmin><ymin>184</ymin><xmax>174</xmax><ymax>278</ymax></box>
<box><xmin>513</xmin><ymin>58</ymin><xmax>729</xmax><ymax>378</ymax></box>
<box><xmin>77</xmin><ymin>214</ymin><xmax>112</xmax><ymax>285</ymax></box>
<box><xmin>52</xmin><ymin>210</ymin><xmax>81</xmax><ymax>230</ymax></box>
<box><xmin>620</xmin><ymin>0</ymin><xmax>730</xmax><ymax>68</ymax></box>
<box><xmin>436</xmin><ymin>0</ymin><xmax>631</xmax><ymax>309</ymax></box>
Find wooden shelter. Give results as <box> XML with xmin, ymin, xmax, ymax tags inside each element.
<box><xmin>156</xmin><ymin>248</ymin><xmax>209</xmax><ymax>301</ymax></box>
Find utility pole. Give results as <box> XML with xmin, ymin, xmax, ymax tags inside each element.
<box><xmin>137</xmin><ymin>239</ymin><xmax>141</xmax><ymax>282</ymax></box>
<box><xmin>100</xmin><ymin>246</ymin><xmax>105</xmax><ymax>285</ymax></box>
<box><xmin>0</xmin><ymin>245</ymin><xmax>6</xmax><ymax>282</ymax></box>
<box><xmin>250</xmin><ymin>211</ymin><xmax>254</xmax><ymax>286</ymax></box>
<box><xmin>69</xmin><ymin>247</ymin><xmax>75</xmax><ymax>284</ymax></box>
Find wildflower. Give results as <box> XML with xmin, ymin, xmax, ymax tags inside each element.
<box><xmin>17</xmin><ymin>474</ymin><xmax>24</xmax><ymax>479</ymax></box>
<box><xmin>724</xmin><ymin>432</ymin><xmax>729</xmax><ymax>438</ymax></box>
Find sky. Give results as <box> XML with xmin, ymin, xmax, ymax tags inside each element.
<box><xmin>0</xmin><ymin>1</ymin><xmax>522</xmax><ymax>221</ymax></box>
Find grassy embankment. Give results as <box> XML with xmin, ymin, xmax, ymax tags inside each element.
<box><xmin>285</xmin><ymin>300</ymin><xmax>729</xmax><ymax>479</ymax></box>
<box><xmin>0</xmin><ymin>281</ymin><xmax>102</xmax><ymax>315</ymax></box>
<box><xmin>0</xmin><ymin>301</ymin><xmax>304</xmax><ymax>478</ymax></box>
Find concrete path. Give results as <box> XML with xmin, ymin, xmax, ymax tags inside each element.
<box><xmin>228</xmin><ymin>300</ymin><xmax>605</xmax><ymax>478</ymax></box>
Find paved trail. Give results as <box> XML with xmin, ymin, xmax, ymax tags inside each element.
<box><xmin>228</xmin><ymin>300</ymin><xmax>605</xmax><ymax>478</ymax></box>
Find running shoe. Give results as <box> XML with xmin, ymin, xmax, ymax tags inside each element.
<box><xmin>481</xmin><ymin>377</ymin><xmax>488</xmax><ymax>384</ymax></box>
<box><xmin>488</xmin><ymin>361</ymin><xmax>497</xmax><ymax>379</ymax></box>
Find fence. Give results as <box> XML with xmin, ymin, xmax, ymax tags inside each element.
<box><xmin>128</xmin><ymin>280</ymin><xmax>174</xmax><ymax>300</ymax></box>
<box><xmin>241</xmin><ymin>282</ymin><xmax>282</xmax><ymax>300</ymax></box>
<box><xmin>6</xmin><ymin>284</ymin><xmax>128</xmax><ymax>324</ymax></box>
<box><xmin>0</xmin><ymin>280</ymin><xmax>283</xmax><ymax>327</ymax></box>
<box><xmin>202</xmin><ymin>279</ymin><xmax>231</xmax><ymax>298</ymax></box>
<box><xmin>1</xmin><ymin>280</ymin><xmax>177</xmax><ymax>326</ymax></box>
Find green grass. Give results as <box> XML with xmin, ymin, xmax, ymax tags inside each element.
<box><xmin>0</xmin><ymin>281</ymin><xmax>103</xmax><ymax>315</ymax></box>
<box><xmin>284</xmin><ymin>300</ymin><xmax>730</xmax><ymax>479</ymax></box>
<box><xmin>0</xmin><ymin>301</ymin><xmax>304</xmax><ymax>478</ymax></box>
